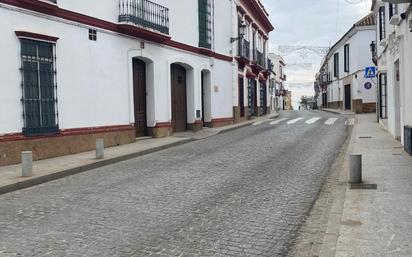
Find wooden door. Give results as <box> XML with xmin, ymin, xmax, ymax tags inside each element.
<box><xmin>253</xmin><ymin>80</ymin><xmax>258</xmax><ymax>116</ymax></box>
<box><xmin>133</xmin><ymin>59</ymin><xmax>147</xmax><ymax>137</ymax></box>
<box><xmin>201</xmin><ymin>72</ymin><xmax>205</xmax><ymax>123</ymax></box>
<box><xmin>260</xmin><ymin>83</ymin><xmax>267</xmax><ymax>115</ymax></box>
<box><xmin>344</xmin><ymin>84</ymin><xmax>351</xmax><ymax>110</ymax></box>
<box><xmin>238</xmin><ymin>77</ymin><xmax>245</xmax><ymax>117</ymax></box>
<box><xmin>171</xmin><ymin>64</ymin><xmax>187</xmax><ymax>132</ymax></box>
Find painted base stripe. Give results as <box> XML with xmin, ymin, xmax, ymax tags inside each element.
<box><xmin>269</xmin><ymin>118</ymin><xmax>288</xmax><ymax>125</ymax></box>
<box><xmin>306</xmin><ymin>117</ymin><xmax>321</xmax><ymax>124</ymax></box>
<box><xmin>325</xmin><ymin>118</ymin><xmax>338</xmax><ymax>125</ymax></box>
<box><xmin>287</xmin><ymin>117</ymin><xmax>304</xmax><ymax>124</ymax></box>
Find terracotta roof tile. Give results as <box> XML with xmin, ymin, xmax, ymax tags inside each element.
<box><xmin>354</xmin><ymin>13</ymin><xmax>375</xmax><ymax>27</ymax></box>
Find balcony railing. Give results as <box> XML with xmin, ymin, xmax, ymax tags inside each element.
<box><xmin>267</xmin><ymin>58</ymin><xmax>273</xmax><ymax>71</ymax></box>
<box><xmin>254</xmin><ymin>50</ymin><xmax>265</xmax><ymax>68</ymax></box>
<box><xmin>119</xmin><ymin>0</ymin><xmax>169</xmax><ymax>34</ymax></box>
<box><xmin>238</xmin><ymin>38</ymin><xmax>250</xmax><ymax>60</ymax></box>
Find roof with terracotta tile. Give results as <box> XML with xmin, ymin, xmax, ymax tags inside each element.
<box><xmin>354</xmin><ymin>12</ymin><xmax>376</xmax><ymax>27</ymax></box>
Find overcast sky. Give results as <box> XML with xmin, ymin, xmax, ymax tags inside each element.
<box><xmin>261</xmin><ymin>0</ymin><xmax>372</xmax><ymax>108</ymax></box>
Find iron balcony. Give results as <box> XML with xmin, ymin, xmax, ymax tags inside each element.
<box><xmin>119</xmin><ymin>0</ymin><xmax>169</xmax><ymax>35</ymax></box>
<box><xmin>238</xmin><ymin>38</ymin><xmax>250</xmax><ymax>60</ymax></box>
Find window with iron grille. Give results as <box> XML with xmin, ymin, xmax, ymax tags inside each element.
<box><xmin>344</xmin><ymin>44</ymin><xmax>349</xmax><ymax>72</ymax></box>
<box><xmin>379</xmin><ymin>6</ymin><xmax>386</xmax><ymax>41</ymax></box>
<box><xmin>389</xmin><ymin>3</ymin><xmax>397</xmax><ymax>19</ymax></box>
<box><xmin>379</xmin><ymin>73</ymin><xmax>387</xmax><ymax>119</ymax></box>
<box><xmin>20</xmin><ymin>39</ymin><xmax>58</xmax><ymax>136</ymax></box>
<box><xmin>198</xmin><ymin>0</ymin><xmax>212</xmax><ymax>49</ymax></box>
<box><xmin>89</xmin><ymin>29</ymin><xmax>97</xmax><ymax>41</ymax></box>
<box><xmin>333</xmin><ymin>53</ymin><xmax>339</xmax><ymax>78</ymax></box>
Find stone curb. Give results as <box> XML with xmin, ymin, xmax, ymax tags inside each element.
<box><xmin>319</xmin><ymin>117</ymin><xmax>356</xmax><ymax>257</ymax></box>
<box><xmin>0</xmin><ymin>113</ymin><xmax>280</xmax><ymax>196</ymax></box>
<box><xmin>320</xmin><ymin>109</ymin><xmax>355</xmax><ymax>116</ymax></box>
<box><xmin>0</xmin><ymin>139</ymin><xmax>194</xmax><ymax>196</ymax></box>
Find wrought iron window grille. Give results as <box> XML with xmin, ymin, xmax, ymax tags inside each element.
<box><xmin>19</xmin><ymin>39</ymin><xmax>59</xmax><ymax>137</ymax></box>
<box><xmin>89</xmin><ymin>29</ymin><xmax>97</xmax><ymax>41</ymax></box>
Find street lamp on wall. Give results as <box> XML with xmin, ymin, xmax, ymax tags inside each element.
<box><xmin>231</xmin><ymin>23</ymin><xmax>247</xmax><ymax>43</ymax></box>
<box><xmin>370</xmin><ymin>41</ymin><xmax>377</xmax><ymax>65</ymax></box>
<box><xmin>370</xmin><ymin>41</ymin><xmax>376</xmax><ymax>54</ymax></box>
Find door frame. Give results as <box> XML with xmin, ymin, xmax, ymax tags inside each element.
<box><xmin>344</xmin><ymin>84</ymin><xmax>351</xmax><ymax>110</ymax></box>
<box><xmin>238</xmin><ymin>77</ymin><xmax>245</xmax><ymax>117</ymax></box>
<box><xmin>171</xmin><ymin>63</ymin><xmax>188</xmax><ymax>132</ymax></box>
<box><xmin>394</xmin><ymin>60</ymin><xmax>401</xmax><ymax>140</ymax></box>
<box><xmin>201</xmin><ymin>69</ymin><xmax>211</xmax><ymax>124</ymax></box>
<box><xmin>132</xmin><ymin>58</ymin><xmax>148</xmax><ymax>137</ymax></box>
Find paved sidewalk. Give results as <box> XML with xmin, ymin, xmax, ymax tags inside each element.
<box><xmin>322</xmin><ymin>114</ymin><xmax>412</xmax><ymax>257</ymax></box>
<box><xmin>0</xmin><ymin>113</ymin><xmax>278</xmax><ymax>195</ymax></box>
<box><xmin>321</xmin><ymin>108</ymin><xmax>355</xmax><ymax>115</ymax></box>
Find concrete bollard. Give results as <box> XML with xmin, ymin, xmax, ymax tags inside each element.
<box><xmin>21</xmin><ymin>151</ymin><xmax>33</xmax><ymax>177</ymax></box>
<box><xmin>96</xmin><ymin>139</ymin><xmax>104</xmax><ymax>159</ymax></box>
<box><xmin>349</xmin><ymin>154</ymin><xmax>362</xmax><ymax>183</ymax></box>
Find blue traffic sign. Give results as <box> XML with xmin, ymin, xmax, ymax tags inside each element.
<box><xmin>364</xmin><ymin>67</ymin><xmax>377</xmax><ymax>78</ymax></box>
<box><xmin>364</xmin><ymin>82</ymin><xmax>372</xmax><ymax>90</ymax></box>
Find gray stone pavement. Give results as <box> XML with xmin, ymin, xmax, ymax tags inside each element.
<box><xmin>332</xmin><ymin>114</ymin><xmax>412</xmax><ymax>257</ymax></box>
<box><xmin>291</xmin><ymin>113</ymin><xmax>412</xmax><ymax>257</ymax></box>
<box><xmin>286</xmin><ymin>121</ymin><xmax>351</xmax><ymax>257</ymax></box>
<box><xmin>0</xmin><ymin>111</ymin><xmax>348</xmax><ymax>257</ymax></box>
<box><xmin>0</xmin><ymin>113</ymin><xmax>278</xmax><ymax>196</ymax></box>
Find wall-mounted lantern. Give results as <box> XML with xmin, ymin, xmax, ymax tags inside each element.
<box><xmin>370</xmin><ymin>41</ymin><xmax>376</xmax><ymax>54</ymax></box>
<box><xmin>231</xmin><ymin>22</ymin><xmax>247</xmax><ymax>43</ymax></box>
<box><xmin>370</xmin><ymin>41</ymin><xmax>377</xmax><ymax>65</ymax></box>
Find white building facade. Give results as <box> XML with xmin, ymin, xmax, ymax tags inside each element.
<box><xmin>318</xmin><ymin>13</ymin><xmax>377</xmax><ymax>113</ymax></box>
<box><xmin>268</xmin><ymin>53</ymin><xmax>287</xmax><ymax>111</ymax></box>
<box><xmin>232</xmin><ymin>0</ymin><xmax>274</xmax><ymax>123</ymax></box>
<box><xmin>0</xmin><ymin>0</ymin><xmax>274</xmax><ymax>166</ymax></box>
<box><xmin>372</xmin><ymin>0</ymin><xmax>412</xmax><ymax>145</ymax></box>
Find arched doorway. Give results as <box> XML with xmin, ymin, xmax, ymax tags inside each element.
<box><xmin>132</xmin><ymin>58</ymin><xmax>147</xmax><ymax>137</ymax></box>
<box><xmin>171</xmin><ymin>63</ymin><xmax>187</xmax><ymax>132</ymax></box>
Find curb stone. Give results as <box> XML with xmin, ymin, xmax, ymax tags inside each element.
<box><xmin>318</xmin><ymin>117</ymin><xmax>356</xmax><ymax>257</ymax></box>
<box><xmin>320</xmin><ymin>109</ymin><xmax>355</xmax><ymax>116</ymax></box>
<box><xmin>0</xmin><ymin>113</ymin><xmax>280</xmax><ymax>196</ymax></box>
<box><xmin>0</xmin><ymin>139</ymin><xmax>194</xmax><ymax>196</ymax></box>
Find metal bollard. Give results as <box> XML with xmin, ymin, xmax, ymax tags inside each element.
<box><xmin>96</xmin><ymin>139</ymin><xmax>104</xmax><ymax>159</ymax></box>
<box><xmin>21</xmin><ymin>151</ymin><xmax>33</xmax><ymax>177</ymax></box>
<box><xmin>349</xmin><ymin>154</ymin><xmax>362</xmax><ymax>183</ymax></box>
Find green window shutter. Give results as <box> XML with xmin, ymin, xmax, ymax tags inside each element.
<box><xmin>198</xmin><ymin>0</ymin><xmax>211</xmax><ymax>49</ymax></box>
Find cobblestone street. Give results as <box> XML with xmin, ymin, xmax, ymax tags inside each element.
<box><xmin>0</xmin><ymin>111</ymin><xmax>348</xmax><ymax>257</ymax></box>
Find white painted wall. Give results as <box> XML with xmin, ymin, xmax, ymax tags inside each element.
<box><xmin>214</xmin><ymin>0</ymin><xmax>232</xmax><ymax>56</ymax></box>
<box><xmin>0</xmin><ymin>3</ymin><xmax>234</xmax><ymax>134</ymax></box>
<box><xmin>374</xmin><ymin>1</ymin><xmax>412</xmax><ymax>143</ymax></box>
<box><xmin>55</xmin><ymin>0</ymin><xmax>234</xmax><ymax>55</ymax></box>
<box><xmin>324</xmin><ymin>26</ymin><xmax>376</xmax><ymax>106</ymax></box>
